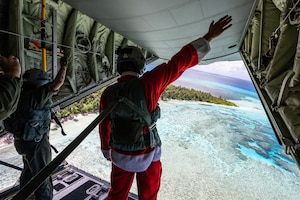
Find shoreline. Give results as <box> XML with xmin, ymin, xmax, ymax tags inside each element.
<box><xmin>57</xmin><ymin>98</ymin><xmax>262</xmax><ymax>124</ymax></box>
<box><xmin>0</xmin><ymin>98</ymin><xmax>263</xmax><ymax>147</ymax></box>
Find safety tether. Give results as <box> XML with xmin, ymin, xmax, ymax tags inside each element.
<box><xmin>0</xmin><ymin>160</ymin><xmax>22</xmax><ymax>171</ymax></box>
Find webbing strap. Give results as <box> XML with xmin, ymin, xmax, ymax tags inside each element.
<box><xmin>119</xmin><ymin>97</ymin><xmax>152</xmax><ymax>126</ymax></box>
<box><xmin>51</xmin><ymin>111</ymin><xmax>67</xmax><ymax>136</ymax></box>
<box><xmin>12</xmin><ymin>100</ymin><xmax>119</xmax><ymax>200</ymax></box>
<box><xmin>0</xmin><ymin>160</ymin><xmax>22</xmax><ymax>171</ymax></box>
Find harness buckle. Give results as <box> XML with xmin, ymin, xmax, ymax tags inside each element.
<box><xmin>149</xmin><ymin>123</ymin><xmax>156</xmax><ymax>130</ymax></box>
<box><xmin>29</xmin><ymin>122</ymin><xmax>39</xmax><ymax>127</ymax></box>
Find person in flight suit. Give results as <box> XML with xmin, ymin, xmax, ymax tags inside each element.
<box><xmin>11</xmin><ymin>57</ymin><xmax>68</xmax><ymax>200</ymax></box>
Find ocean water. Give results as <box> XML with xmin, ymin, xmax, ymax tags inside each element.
<box><xmin>156</xmin><ymin>100</ymin><xmax>300</xmax><ymax>199</ymax></box>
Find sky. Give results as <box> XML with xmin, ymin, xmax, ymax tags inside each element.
<box><xmin>147</xmin><ymin>60</ymin><xmax>251</xmax><ymax>81</ymax></box>
<box><xmin>193</xmin><ymin>60</ymin><xmax>251</xmax><ymax>81</ymax></box>
<box><xmin>147</xmin><ymin>60</ymin><xmax>256</xmax><ymax>101</ymax></box>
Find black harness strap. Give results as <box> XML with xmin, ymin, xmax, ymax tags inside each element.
<box><xmin>50</xmin><ymin>144</ymin><xmax>59</xmax><ymax>154</ymax></box>
<box><xmin>0</xmin><ymin>160</ymin><xmax>22</xmax><ymax>171</ymax></box>
<box><xmin>51</xmin><ymin>111</ymin><xmax>66</xmax><ymax>136</ymax></box>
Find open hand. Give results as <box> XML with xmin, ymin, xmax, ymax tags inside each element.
<box><xmin>204</xmin><ymin>15</ymin><xmax>232</xmax><ymax>42</ymax></box>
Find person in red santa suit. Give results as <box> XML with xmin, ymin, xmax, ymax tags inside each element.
<box><xmin>99</xmin><ymin>15</ymin><xmax>232</xmax><ymax>200</ymax></box>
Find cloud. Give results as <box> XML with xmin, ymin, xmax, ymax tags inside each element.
<box><xmin>147</xmin><ymin>61</ymin><xmax>251</xmax><ymax>81</ymax></box>
<box><xmin>194</xmin><ymin>60</ymin><xmax>251</xmax><ymax>81</ymax></box>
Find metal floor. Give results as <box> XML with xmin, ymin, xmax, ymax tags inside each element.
<box><xmin>2</xmin><ymin>164</ymin><xmax>138</xmax><ymax>200</ymax></box>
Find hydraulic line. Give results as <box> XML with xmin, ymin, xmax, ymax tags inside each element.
<box><xmin>41</xmin><ymin>0</ymin><xmax>47</xmax><ymax>72</ymax></box>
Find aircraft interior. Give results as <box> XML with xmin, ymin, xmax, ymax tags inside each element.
<box><xmin>1</xmin><ymin>0</ymin><xmax>300</xmax><ymax>199</ymax></box>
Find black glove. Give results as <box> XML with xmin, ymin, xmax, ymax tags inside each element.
<box><xmin>60</xmin><ymin>57</ymin><xmax>68</xmax><ymax>66</ymax></box>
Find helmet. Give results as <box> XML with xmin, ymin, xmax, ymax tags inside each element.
<box><xmin>117</xmin><ymin>46</ymin><xmax>146</xmax><ymax>75</ymax></box>
<box><xmin>23</xmin><ymin>68</ymin><xmax>50</xmax><ymax>88</ymax></box>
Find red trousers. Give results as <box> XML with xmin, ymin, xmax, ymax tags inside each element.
<box><xmin>107</xmin><ymin>160</ymin><xmax>162</xmax><ymax>200</ymax></box>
